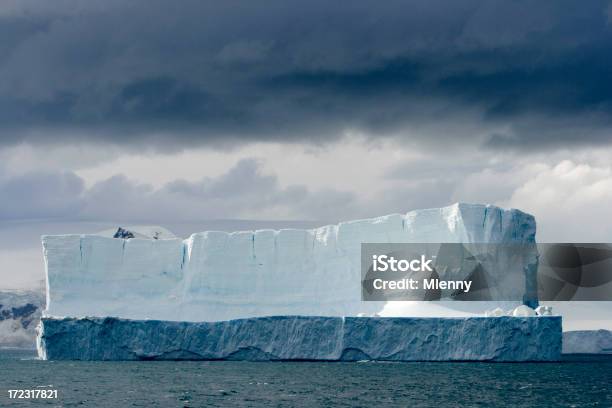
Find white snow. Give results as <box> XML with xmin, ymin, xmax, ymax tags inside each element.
<box><xmin>485</xmin><ymin>307</ymin><xmax>506</xmax><ymax>317</ymax></box>
<box><xmin>512</xmin><ymin>305</ymin><xmax>536</xmax><ymax>317</ymax></box>
<box><xmin>42</xmin><ymin>203</ymin><xmax>536</xmax><ymax>322</ymax></box>
<box><xmin>536</xmin><ymin>305</ymin><xmax>553</xmax><ymax>316</ymax></box>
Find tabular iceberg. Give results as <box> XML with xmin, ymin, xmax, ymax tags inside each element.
<box><xmin>38</xmin><ymin>203</ymin><xmax>559</xmax><ymax>361</ymax></box>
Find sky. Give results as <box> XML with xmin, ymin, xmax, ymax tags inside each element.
<box><xmin>1</xmin><ymin>0</ymin><xmax>612</xmax><ymax>297</ymax></box>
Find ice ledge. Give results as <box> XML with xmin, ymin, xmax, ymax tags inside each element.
<box><xmin>38</xmin><ymin>315</ymin><xmax>561</xmax><ymax>362</ymax></box>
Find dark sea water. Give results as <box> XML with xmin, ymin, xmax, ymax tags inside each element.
<box><xmin>1</xmin><ymin>349</ymin><xmax>611</xmax><ymax>407</ymax></box>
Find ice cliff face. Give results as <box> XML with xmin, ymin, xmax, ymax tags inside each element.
<box><xmin>0</xmin><ymin>291</ymin><xmax>44</xmax><ymax>348</ymax></box>
<box><xmin>563</xmin><ymin>330</ymin><xmax>612</xmax><ymax>354</ymax></box>
<box><xmin>42</xmin><ymin>203</ymin><xmax>536</xmax><ymax>322</ymax></box>
<box><xmin>39</xmin><ymin>316</ymin><xmax>561</xmax><ymax>361</ymax></box>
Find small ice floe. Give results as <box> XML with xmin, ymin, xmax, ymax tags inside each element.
<box><xmin>511</xmin><ymin>305</ymin><xmax>536</xmax><ymax>317</ymax></box>
<box><xmin>535</xmin><ymin>305</ymin><xmax>553</xmax><ymax>316</ymax></box>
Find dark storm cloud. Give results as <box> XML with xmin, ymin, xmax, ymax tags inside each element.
<box><xmin>1</xmin><ymin>0</ymin><xmax>612</xmax><ymax>149</ymax></box>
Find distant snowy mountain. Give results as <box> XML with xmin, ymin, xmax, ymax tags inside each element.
<box><xmin>96</xmin><ymin>225</ymin><xmax>177</xmax><ymax>240</ymax></box>
<box><xmin>0</xmin><ymin>290</ymin><xmax>44</xmax><ymax>349</ymax></box>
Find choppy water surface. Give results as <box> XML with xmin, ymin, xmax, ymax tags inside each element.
<box><xmin>1</xmin><ymin>349</ymin><xmax>611</xmax><ymax>407</ymax></box>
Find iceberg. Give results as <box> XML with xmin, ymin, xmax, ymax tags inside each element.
<box><xmin>38</xmin><ymin>203</ymin><xmax>559</xmax><ymax>361</ymax></box>
<box><xmin>563</xmin><ymin>330</ymin><xmax>612</xmax><ymax>354</ymax></box>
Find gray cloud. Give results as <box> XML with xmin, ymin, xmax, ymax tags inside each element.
<box><xmin>0</xmin><ymin>171</ymin><xmax>84</xmax><ymax>220</ymax></box>
<box><xmin>0</xmin><ymin>0</ymin><xmax>611</xmax><ymax>150</ymax></box>
<box><xmin>0</xmin><ymin>159</ymin><xmax>360</xmax><ymax>223</ymax></box>
<box><xmin>5</xmin><ymin>152</ymin><xmax>612</xmax><ymax>258</ymax></box>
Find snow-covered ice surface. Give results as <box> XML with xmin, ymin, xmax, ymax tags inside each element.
<box><xmin>41</xmin><ymin>203</ymin><xmax>537</xmax><ymax>322</ymax></box>
<box><xmin>39</xmin><ymin>316</ymin><xmax>562</xmax><ymax>361</ymax></box>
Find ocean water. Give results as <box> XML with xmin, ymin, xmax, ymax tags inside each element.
<box><xmin>1</xmin><ymin>350</ymin><xmax>611</xmax><ymax>407</ymax></box>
